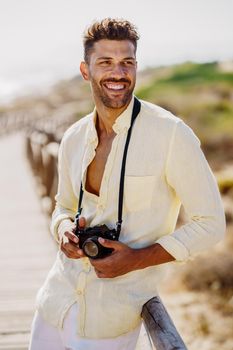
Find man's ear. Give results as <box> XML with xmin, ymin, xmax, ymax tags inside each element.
<box><xmin>80</xmin><ymin>61</ymin><xmax>89</xmax><ymax>81</ymax></box>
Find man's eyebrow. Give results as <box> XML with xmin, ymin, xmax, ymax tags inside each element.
<box><xmin>96</xmin><ymin>56</ymin><xmax>136</xmax><ymax>61</ymax></box>
<box><xmin>96</xmin><ymin>57</ymin><xmax>113</xmax><ymax>61</ymax></box>
<box><xmin>123</xmin><ymin>57</ymin><xmax>136</xmax><ymax>60</ymax></box>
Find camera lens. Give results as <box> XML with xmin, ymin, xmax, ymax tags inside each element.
<box><xmin>83</xmin><ymin>238</ymin><xmax>99</xmax><ymax>258</ymax></box>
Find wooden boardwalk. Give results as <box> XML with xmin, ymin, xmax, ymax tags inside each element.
<box><xmin>0</xmin><ymin>133</ymin><xmax>57</xmax><ymax>350</ymax></box>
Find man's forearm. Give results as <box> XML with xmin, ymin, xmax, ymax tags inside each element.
<box><xmin>133</xmin><ymin>243</ymin><xmax>175</xmax><ymax>270</ymax></box>
<box><xmin>91</xmin><ymin>239</ymin><xmax>176</xmax><ymax>278</ymax></box>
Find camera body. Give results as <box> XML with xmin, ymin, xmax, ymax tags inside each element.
<box><xmin>74</xmin><ymin>224</ymin><xmax>118</xmax><ymax>259</ymax></box>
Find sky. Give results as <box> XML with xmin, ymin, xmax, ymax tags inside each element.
<box><xmin>0</xmin><ymin>0</ymin><xmax>232</xmax><ymax>102</ymax></box>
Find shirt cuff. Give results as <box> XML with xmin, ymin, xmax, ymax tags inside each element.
<box><xmin>51</xmin><ymin>214</ymin><xmax>75</xmax><ymax>243</ymax></box>
<box><xmin>57</xmin><ymin>219</ymin><xmax>76</xmax><ymax>245</ymax></box>
<box><xmin>156</xmin><ymin>235</ymin><xmax>190</xmax><ymax>262</ymax></box>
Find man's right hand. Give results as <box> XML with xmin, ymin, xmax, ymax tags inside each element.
<box><xmin>60</xmin><ymin>217</ymin><xmax>86</xmax><ymax>259</ymax></box>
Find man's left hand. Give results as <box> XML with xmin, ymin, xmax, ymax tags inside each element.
<box><xmin>90</xmin><ymin>238</ymin><xmax>137</xmax><ymax>278</ymax></box>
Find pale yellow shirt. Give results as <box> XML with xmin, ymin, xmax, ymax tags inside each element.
<box><xmin>36</xmin><ymin>97</ymin><xmax>225</xmax><ymax>339</ymax></box>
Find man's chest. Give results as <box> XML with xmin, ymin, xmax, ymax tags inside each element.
<box><xmin>85</xmin><ymin>134</ymin><xmax>116</xmax><ymax>196</ymax></box>
<box><xmin>68</xmin><ymin>120</ymin><xmax>170</xmax><ymax>201</ymax></box>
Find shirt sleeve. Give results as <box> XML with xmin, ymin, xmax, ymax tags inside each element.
<box><xmin>156</xmin><ymin>120</ymin><xmax>226</xmax><ymax>261</ymax></box>
<box><xmin>50</xmin><ymin>136</ymin><xmax>77</xmax><ymax>242</ymax></box>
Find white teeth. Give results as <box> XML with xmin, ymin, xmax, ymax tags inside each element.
<box><xmin>105</xmin><ymin>83</ymin><xmax>124</xmax><ymax>90</ymax></box>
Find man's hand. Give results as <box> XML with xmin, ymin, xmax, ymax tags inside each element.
<box><xmin>60</xmin><ymin>217</ymin><xmax>86</xmax><ymax>259</ymax></box>
<box><xmin>90</xmin><ymin>239</ymin><xmax>175</xmax><ymax>278</ymax></box>
<box><xmin>90</xmin><ymin>238</ymin><xmax>137</xmax><ymax>278</ymax></box>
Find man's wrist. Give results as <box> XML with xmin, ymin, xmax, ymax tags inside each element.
<box><xmin>133</xmin><ymin>243</ymin><xmax>175</xmax><ymax>270</ymax></box>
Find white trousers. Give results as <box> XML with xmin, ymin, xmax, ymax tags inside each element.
<box><xmin>29</xmin><ymin>303</ymin><xmax>141</xmax><ymax>350</ymax></box>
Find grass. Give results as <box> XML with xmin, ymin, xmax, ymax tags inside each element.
<box><xmin>136</xmin><ymin>62</ymin><xmax>233</xmax><ymax>142</ymax></box>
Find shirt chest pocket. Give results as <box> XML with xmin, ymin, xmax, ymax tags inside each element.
<box><xmin>124</xmin><ymin>175</ymin><xmax>156</xmax><ymax>212</ymax></box>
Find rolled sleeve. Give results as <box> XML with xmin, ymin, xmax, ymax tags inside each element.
<box><xmin>156</xmin><ymin>235</ymin><xmax>190</xmax><ymax>261</ymax></box>
<box><xmin>50</xmin><ymin>136</ymin><xmax>77</xmax><ymax>242</ymax></box>
<box><xmin>57</xmin><ymin>218</ymin><xmax>76</xmax><ymax>246</ymax></box>
<box><xmin>157</xmin><ymin>121</ymin><xmax>226</xmax><ymax>261</ymax></box>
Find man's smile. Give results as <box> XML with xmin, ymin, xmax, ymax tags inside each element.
<box><xmin>102</xmin><ymin>80</ymin><xmax>130</xmax><ymax>93</ymax></box>
<box><xmin>104</xmin><ymin>83</ymin><xmax>125</xmax><ymax>90</ymax></box>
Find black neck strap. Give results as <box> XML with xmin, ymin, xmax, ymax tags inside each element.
<box><xmin>75</xmin><ymin>97</ymin><xmax>141</xmax><ymax>239</ymax></box>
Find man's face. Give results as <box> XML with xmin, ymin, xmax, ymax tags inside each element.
<box><xmin>81</xmin><ymin>39</ymin><xmax>137</xmax><ymax>109</ymax></box>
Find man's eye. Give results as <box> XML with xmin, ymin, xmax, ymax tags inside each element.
<box><xmin>100</xmin><ymin>61</ymin><xmax>111</xmax><ymax>65</ymax></box>
<box><xmin>123</xmin><ymin>61</ymin><xmax>134</xmax><ymax>66</ymax></box>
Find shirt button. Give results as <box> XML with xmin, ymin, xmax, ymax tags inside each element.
<box><xmin>77</xmin><ymin>290</ymin><xmax>82</xmax><ymax>295</ymax></box>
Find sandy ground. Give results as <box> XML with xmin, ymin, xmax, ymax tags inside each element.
<box><xmin>158</xmin><ymin>283</ymin><xmax>233</xmax><ymax>350</ymax></box>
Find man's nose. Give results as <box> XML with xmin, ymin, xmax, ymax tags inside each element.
<box><xmin>111</xmin><ymin>63</ymin><xmax>127</xmax><ymax>78</ymax></box>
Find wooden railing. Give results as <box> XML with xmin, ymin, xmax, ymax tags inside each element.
<box><xmin>25</xmin><ymin>130</ymin><xmax>60</xmax><ymax>215</ymax></box>
<box><xmin>142</xmin><ymin>297</ymin><xmax>187</xmax><ymax>349</ymax></box>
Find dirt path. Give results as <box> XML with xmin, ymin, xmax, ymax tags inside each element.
<box><xmin>0</xmin><ymin>133</ymin><xmax>57</xmax><ymax>350</ymax></box>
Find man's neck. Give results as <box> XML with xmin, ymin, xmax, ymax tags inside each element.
<box><xmin>95</xmin><ymin>98</ymin><xmax>132</xmax><ymax>136</ymax></box>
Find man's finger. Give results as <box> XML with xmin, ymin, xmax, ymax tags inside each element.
<box><xmin>98</xmin><ymin>238</ymin><xmax>124</xmax><ymax>250</ymax></box>
<box><xmin>61</xmin><ymin>245</ymin><xmax>73</xmax><ymax>258</ymax></box>
<box><xmin>64</xmin><ymin>231</ymin><xmax>79</xmax><ymax>244</ymax></box>
<box><xmin>62</xmin><ymin>242</ymin><xmax>76</xmax><ymax>254</ymax></box>
<box><xmin>61</xmin><ymin>242</ymin><xmax>84</xmax><ymax>259</ymax></box>
<box><xmin>78</xmin><ymin>217</ymin><xmax>86</xmax><ymax>228</ymax></box>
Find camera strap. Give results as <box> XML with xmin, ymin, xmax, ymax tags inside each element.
<box><xmin>75</xmin><ymin>97</ymin><xmax>141</xmax><ymax>239</ymax></box>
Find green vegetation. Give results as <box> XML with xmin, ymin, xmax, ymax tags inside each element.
<box><xmin>136</xmin><ymin>62</ymin><xmax>233</xmax><ymax>142</ymax></box>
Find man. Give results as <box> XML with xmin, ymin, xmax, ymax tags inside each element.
<box><xmin>29</xmin><ymin>18</ymin><xmax>225</xmax><ymax>350</ymax></box>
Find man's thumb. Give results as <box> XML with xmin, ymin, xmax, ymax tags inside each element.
<box><xmin>98</xmin><ymin>238</ymin><xmax>123</xmax><ymax>250</ymax></box>
<box><xmin>78</xmin><ymin>217</ymin><xmax>86</xmax><ymax>228</ymax></box>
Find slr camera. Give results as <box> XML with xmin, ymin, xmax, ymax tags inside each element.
<box><xmin>74</xmin><ymin>224</ymin><xmax>118</xmax><ymax>259</ymax></box>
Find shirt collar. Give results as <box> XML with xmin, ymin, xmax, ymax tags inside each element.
<box><xmin>87</xmin><ymin>111</ymin><xmax>98</xmax><ymax>144</ymax></box>
<box><xmin>88</xmin><ymin>96</ymin><xmax>135</xmax><ymax>142</ymax></box>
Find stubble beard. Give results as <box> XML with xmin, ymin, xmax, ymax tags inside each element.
<box><xmin>91</xmin><ymin>78</ymin><xmax>135</xmax><ymax>109</ymax></box>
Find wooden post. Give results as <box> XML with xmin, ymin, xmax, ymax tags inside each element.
<box><xmin>141</xmin><ymin>296</ymin><xmax>187</xmax><ymax>350</ymax></box>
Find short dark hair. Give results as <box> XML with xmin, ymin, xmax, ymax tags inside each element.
<box><xmin>83</xmin><ymin>18</ymin><xmax>139</xmax><ymax>63</ymax></box>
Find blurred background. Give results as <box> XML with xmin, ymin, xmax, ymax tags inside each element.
<box><xmin>0</xmin><ymin>0</ymin><xmax>232</xmax><ymax>349</ymax></box>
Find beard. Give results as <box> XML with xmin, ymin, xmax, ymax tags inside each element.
<box><xmin>90</xmin><ymin>77</ymin><xmax>135</xmax><ymax>109</ymax></box>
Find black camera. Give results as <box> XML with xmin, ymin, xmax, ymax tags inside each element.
<box><xmin>74</xmin><ymin>224</ymin><xmax>118</xmax><ymax>259</ymax></box>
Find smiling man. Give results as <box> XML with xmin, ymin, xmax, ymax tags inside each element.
<box><xmin>84</xmin><ymin>39</ymin><xmax>136</xmax><ymax>109</ymax></box>
<box><xmin>29</xmin><ymin>18</ymin><xmax>225</xmax><ymax>350</ymax></box>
